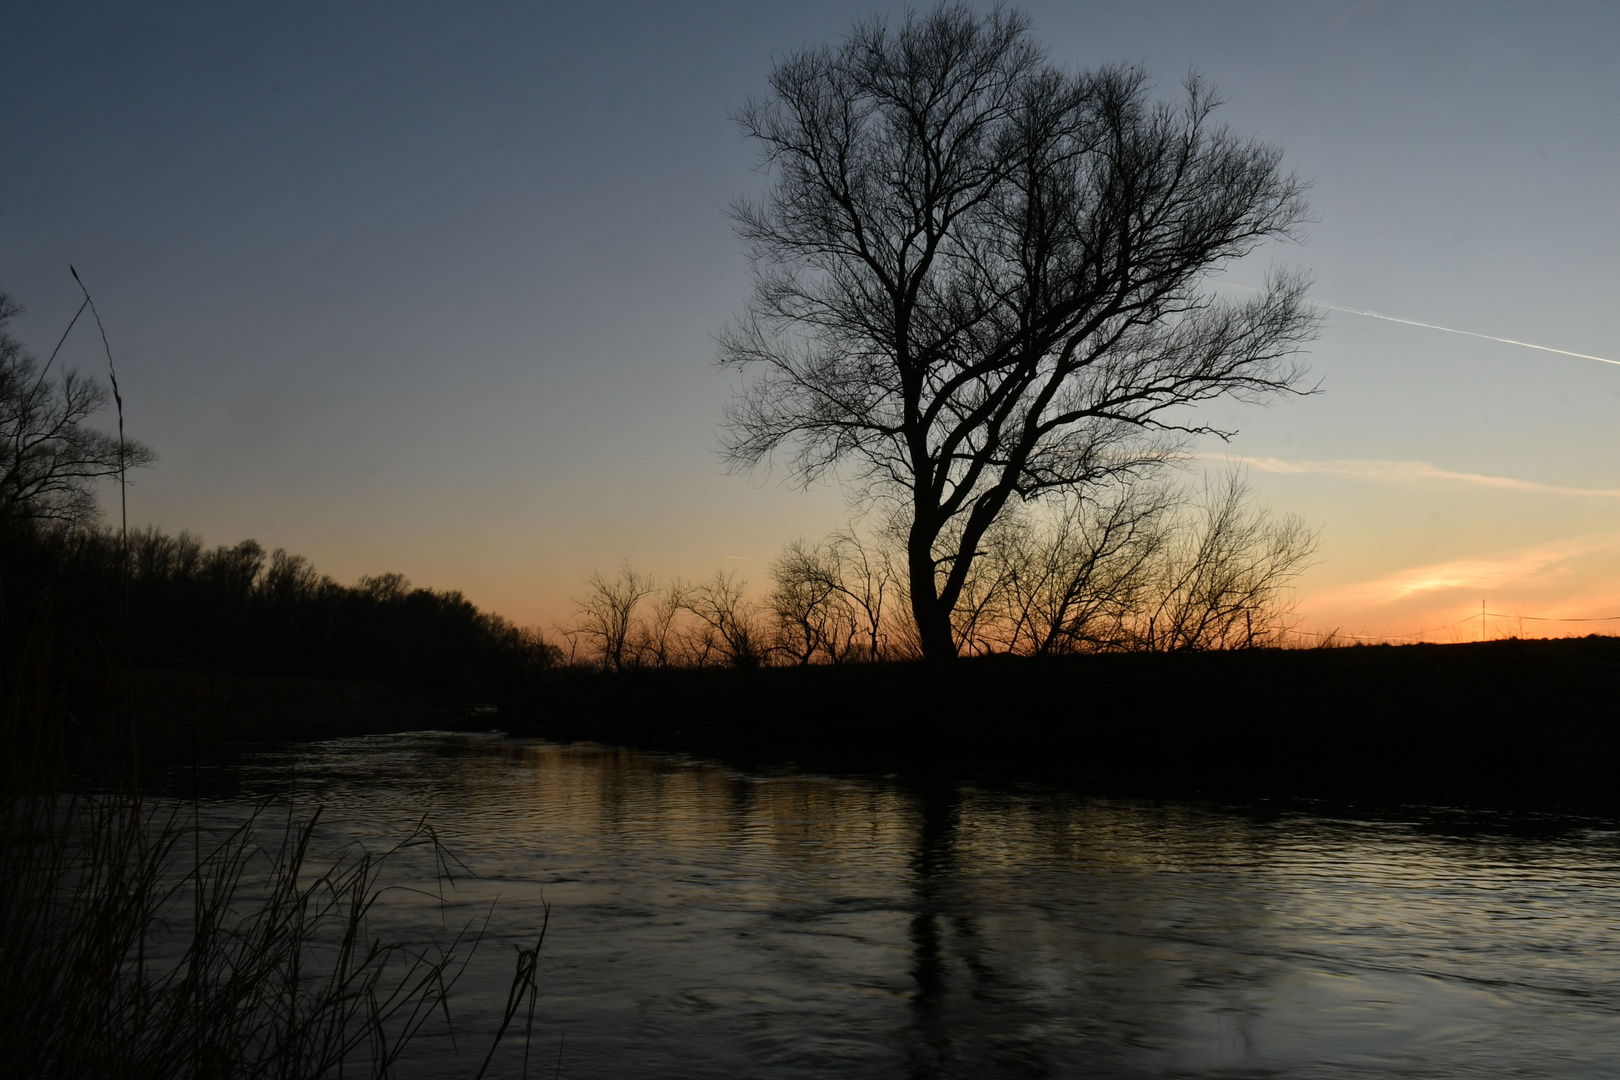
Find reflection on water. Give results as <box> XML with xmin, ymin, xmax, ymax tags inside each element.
<box><xmin>216</xmin><ymin>732</ymin><xmax>1620</xmax><ymax>1078</ymax></box>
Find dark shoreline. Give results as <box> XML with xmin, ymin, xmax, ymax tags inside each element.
<box><xmin>505</xmin><ymin>637</ymin><xmax>1620</xmax><ymax>813</ymax></box>
<box><xmin>124</xmin><ymin>637</ymin><xmax>1620</xmax><ymax>814</ymax></box>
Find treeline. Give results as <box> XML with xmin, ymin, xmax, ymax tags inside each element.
<box><xmin>559</xmin><ymin>471</ymin><xmax>1317</xmax><ymax>671</ymax></box>
<box><xmin>0</xmin><ymin>523</ymin><xmax>559</xmax><ymax>702</ymax></box>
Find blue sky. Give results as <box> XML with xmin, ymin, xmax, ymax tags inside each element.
<box><xmin>5</xmin><ymin>1</ymin><xmax>1618</xmax><ymax>638</ymax></box>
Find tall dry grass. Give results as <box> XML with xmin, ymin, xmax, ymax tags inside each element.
<box><xmin>1</xmin><ymin>794</ymin><xmax>511</xmax><ymax>1078</ymax></box>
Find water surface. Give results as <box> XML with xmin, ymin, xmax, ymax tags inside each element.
<box><xmin>210</xmin><ymin>732</ymin><xmax>1620</xmax><ymax>1078</ymax></box>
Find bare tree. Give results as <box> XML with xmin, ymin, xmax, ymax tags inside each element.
<box><xmin>684</xmin><ymin>570</ymin><xmax>769</xmax><ymax>668</ymax></box>
<box><xmin>672</xmin><ymin>614</ymin><xmax>722</xmax><ymax>669</ymax></box>
<box><xmin>571</xmin><ymin>565</ymin><xmax>657</xmax><ymax>671</ymax></box>
<box><xmin>769</xmin><ymin>526</ymin><xmax>904</xmax><ymax>664</ymax></box>
<box><xmin>359</xmin><ymin>571</ymin><xmax>412</xmax><ymax>603</ymax></box>
<box><xmin>974</xmin><ymin>484</ymin><xmax>1176</xmax><ymax>655</ymax></box>
<box><xmin>826</xmin><ymin>527</ymin><xmax>900</xmax><ymax>662</ymax></box>
<box><xmin>954</xmin><ymin>468</ymin><xmax>1312</xmax><ymax>655</ymax></box>
<box><xmin>721</xmin><ymin>6</ymin><xmax>1316</xmax><ymax>661</ymax></box>
<box><xmin>0</xmin><ymin>292</ymin><xmax>154</xmax><ymax>527</ymax></box>
<box><xmin>630</xmin><ymin>578</ymin><xmax>689</xmax><ymax>668</ymax></box>
<box><xmin>261</xmin><ymin>548</ymin><xmax>328</xmax><ymax>606</ymax></box>
<box><xmin>1134</xmin><ymin>470</ymin><xmax>1316</xmax><ymax>651</ymax></box>
<box><xmin>769</xmin><ymin>539</ymin><xmax>859</xmax><ymax>664</ymax></box>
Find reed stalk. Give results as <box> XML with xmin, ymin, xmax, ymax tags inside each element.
<box><xmin>0</xmin><ymin>786</ymin><xmax>517</xmax><ymax>1079</ymax></box>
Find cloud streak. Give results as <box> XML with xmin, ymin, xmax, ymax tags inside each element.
<box><xmin>1215</xmin><ymin>455</ymin><xmax>1620</xmax><ymax>499</ymax></box>
<box><xmin>1310</xmin><ymin>534</ymin><xmax>1620</xmax><ymax>610</ymax></box>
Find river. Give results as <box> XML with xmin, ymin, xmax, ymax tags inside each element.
<box><xmin>198</xmin><ymin>731</ymin><xmax>1620</xmax><ymax>1078</ymax></box>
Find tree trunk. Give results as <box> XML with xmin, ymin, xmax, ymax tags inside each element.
<box><xmin>916</xmin><ymin>608</ymin><xmax>957</xmax><ymax>663</ymax></box>
<box><xmin>909</xmin><ymin>542</ymin><xmax>957</xmax><ymax>663</ymax></box>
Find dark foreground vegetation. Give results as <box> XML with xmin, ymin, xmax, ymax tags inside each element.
<box><xmin>0</xmin><ymin>559</ymin><xmax>549</xmax><ymax>1080</ymax></box>
<box><xmin>518</xmin><ymin>636</ymin><xmax>1620</xmax><ymax>813</ymax></box>
<box><xmin>0</xmin><ymin>530</ymin><xmax>549</xmax><ymax>1075</ymax></box>
<box><xmin>0</xmin><ymin>791</ymin><xmax>545</xmax><ymax>1079</ymax></box>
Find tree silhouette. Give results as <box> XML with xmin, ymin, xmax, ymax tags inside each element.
<box><xmin>720</xmin><ymin>5</ymin><xmax>1317</xmax><ymax>661</ymax></box>
<box><xmin>0</xmin><ymin>292</ymin><xmax>154</xmax><ymax>527</ymax></box>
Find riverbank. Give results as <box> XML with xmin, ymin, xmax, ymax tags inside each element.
<box><xmin>21</xmin><ymin>668</ymin><xmax>462</xmax><ymax>787</ymax></box>
<box><xmin>93</xmin><ymin>636</ymin><xmax>1620</xmax><ymax>811</ymax></box>
<box><xmin>512</xmin><ymin>637</ymin><xmax>1620</xmax><ymax>812</ymax></box>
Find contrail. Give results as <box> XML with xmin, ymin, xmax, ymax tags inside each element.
<box><xmin>1220</xmin><ymin>283</ymin><xmax>1618</xmax><ymax>367</ymax></box>
<box><xmin>1312</xmin><ymin>299</ymin><xmax>1620</xmax><ymax>367</ymax></box>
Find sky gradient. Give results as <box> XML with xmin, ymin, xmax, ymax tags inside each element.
<box><xmin>5</xmin><ymin>1</ymin><xmax>1618</xmax><ymax>642</ymax></box>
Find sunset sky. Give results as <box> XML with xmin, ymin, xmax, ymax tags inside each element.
<box><xmin>5</xmin><ymin>1</ymin><xmax>1618</xmax><ymax>643</ymax></box>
